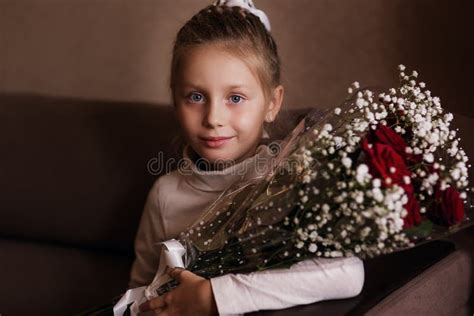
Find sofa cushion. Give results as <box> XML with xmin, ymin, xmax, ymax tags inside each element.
<box><xmin>0</xmin><ymin>237</ymin><xmax>133</xmax><ymax>315</ymax></box>
<box><xmin>0</xmin><ymin>93</ymin><xmax>178</xmax><ymax>253</ymax></box>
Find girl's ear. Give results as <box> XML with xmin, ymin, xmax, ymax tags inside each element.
<box><xmin>264</xmin><ymin>85</ymin><xmax>284</xmax><ymax>123</ymax></box>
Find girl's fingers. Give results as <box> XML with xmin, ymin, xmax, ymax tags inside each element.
<box><xmin>156</xmin><ymin>309</ymin><xmax>170</xmax><ymax>316</ymax></box>
<box><xmin>154</xmin><ymin>307</ymin><xmax>164</xmax><ymax>315</ymax></box>
<box><xmin>168</xmin><ymin>267</ymin><xmax>186</xmax><ymax>280</ymax></box>
<box><xmin>139</xmin><ymin>296</ymin><xmax>166</xmax><ymax>312</ymax></box>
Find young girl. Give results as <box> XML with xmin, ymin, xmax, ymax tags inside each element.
<box><xmin>130</xmin><ymin>1</ymin><xmax>365</xmax><ymax>315</ymax></box>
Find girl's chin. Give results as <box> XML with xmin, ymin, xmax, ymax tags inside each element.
<box><xmin>197</xmin><ymin>149</ymin><xmax>238</xmax><ymax>164</ymax></box>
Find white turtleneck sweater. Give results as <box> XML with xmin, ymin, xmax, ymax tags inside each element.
<box><xmin>128</xmin><ymin>141</ymin><xmax>365</xmax><ymax>315</ymax></box>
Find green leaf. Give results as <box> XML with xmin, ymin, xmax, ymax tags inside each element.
<box><xmin>404</xmin><ymin>220</ymin><xmax>433</xmax><ymax>239</ymax></box>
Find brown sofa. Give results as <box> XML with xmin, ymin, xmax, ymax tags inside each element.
<box><xmin>1</xmin><ymin>93</ymin><xmax>472</xmax><ymax>315</ymax></box>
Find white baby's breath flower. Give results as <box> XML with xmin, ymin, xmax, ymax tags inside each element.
<box><xmin>308</xmin><ymin>243</ymin><xmax>318</xmax><ymax>253</ymax></box>
<box><xmin>372</xmin><ymin>187</ymin><xmax>384</xmax><ymax>202</ymax></box>
<box><xmin>354</xmin><ymin>191</ymin><xmax>364</xmax><ymax>204</ymax></box>
<box><xmin>451</xmin><ymin>168</ymin><xmax>461</xmax><ymax>180</ymax></box>
<box><xmin>302</xmin><ymin>174</ymin><xmax>311</xmax><ymax>183</ymax></box>
<box><xmin>403</xmin><ymin>176</ymin><xmax>411</xmax><ymax>184</ymax></box>
<box><xmin>356</xmin><ymin>164</ymin><xmax>370</xmax><ymax>184</ymax></box>
<box><xmin>423</xmin><ymin>153</ymin><xmax>434</xmax><ymax>163</ymax></box>
<box><xmin>356</xmin><ymin>98</ymin><xmax>365</xmax><ymax>108</ymax></box>
<box><xmin>342</xmin><ymin>157</ymin><xmax>352</xmax><ymax>169</ymax></box>
<box><xmin>359</xmin><ymin>227</ymin><xmax>371</xmax><ymax>239</ymax></box>
<box><xmin>373</xmin><ymin>178</ymin><xmax>381</xmax><ymax>188</ymax></box>
<box><xmin>323</xmin><ymin>123</ymin><xmax>333</xmax><ymax>132</ymax></box>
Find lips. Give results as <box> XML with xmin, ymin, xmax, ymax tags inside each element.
<box><xmin>199</xmin><ymin>136</ymin><xmax>235</xmax><ymax>148</ymax></box>
<box><xmin>200</xmin><ymin>136</ymin><xmax>234</xmax><ymax>141</ymax></box>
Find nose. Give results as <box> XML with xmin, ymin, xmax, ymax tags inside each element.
<box><xmin>203</xmin><ymin>99</ymin><xmax>227</xmax><ymax>128</ymax></box>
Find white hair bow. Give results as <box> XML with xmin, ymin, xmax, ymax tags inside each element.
<box><xmin>213</xmin><ymin>0</ymin><xmax>271</xmax><ymax>32</ymax></box>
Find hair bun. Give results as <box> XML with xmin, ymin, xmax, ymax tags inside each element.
<box><xmin>213</xmin><ymin>0</ymin><xmax>271</xmax><ymax>32</ymax></box>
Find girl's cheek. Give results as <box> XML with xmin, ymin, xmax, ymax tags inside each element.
<box><xmin>177</xmin><ymin>109</ymin><xmax>199</xmax><ymax>134</ymax></box>
<box><xmin>233</xmin><ymin>111</ymin><xmax>264</xmax><ymax>133</ymax></box>
<box><xmin>178</xmin><ymin>103</ymin><xmax>201</xmax><ymax>120</ymax></box>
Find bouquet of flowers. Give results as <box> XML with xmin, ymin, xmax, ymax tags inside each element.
<box><xmin>78</xmin><ymin>65</ymin><xmax>473</xmax><ymax>316</ymax></box>
<box><xmin>169</xmin><ymin>64</ymin><xmax>473</xmax><ymax>275</ymax></box>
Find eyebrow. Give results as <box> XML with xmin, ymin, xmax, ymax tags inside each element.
<box><xmin>181</xmin><ymin>83</ymin><xmax>249</xmax><ymax>90</ymax></box>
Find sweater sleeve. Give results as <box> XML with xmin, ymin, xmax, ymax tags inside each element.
<box><xmin>209</xmin><ymin>256</ymin><xmax>365</xmax><ymax>315</ymax></box>
<box><xmin>128</xmin><ymin>180</ymin><xmax>167</xmax><ymax>289</ymax></box>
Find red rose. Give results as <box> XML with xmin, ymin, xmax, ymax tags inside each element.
<box><xmin>366</xmin><ymin>123</ymin><xmax>422</xmax><ymax>163</ymax></box>
<box><xmin>428</xmin><ymin>186</ymin><xmax>464</xmax><ymax>226</ymax></box>
<box><xmin>402</xmin><ymin>194</ymin><xmax>422</xmax><ymax>228</ymax></box>
<box><xmin>366</xmin><ymin>124</ymin><xmax>407</xmax><ymax>157</ymax></box>
<box><xmin>362</xmin><ymin>133</ymin><xmax>422</xmax><ymax>229</ymax></box>
<box><xmin>361</xmin><ymin>140</ymin><xmax>410</xmax><ymax>187</ymax></box>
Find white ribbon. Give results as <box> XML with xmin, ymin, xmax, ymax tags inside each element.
<box><xmin>144</xmin><ymin>239</ymin><xmax>186</xmax><ymax>300</ymax></box>
<box><xmin>113</xmin><ymin>239</ymin><xmax>186</xmax><ymax>316</ymax></box>
<box><xmin>213</xmin><ymin>0</ymin><xmax>271</xmax><ymax>32</ymax></box>
<box><xmin>112</xmin><ymin>286</ymin><xmax>147</xmax><ymax>316</ymax></box>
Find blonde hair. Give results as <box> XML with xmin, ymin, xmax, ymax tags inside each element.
<box><xmin>169</xmin><ymin>4</ymin><xmax>282</xmax><ymax>107</ymax></box>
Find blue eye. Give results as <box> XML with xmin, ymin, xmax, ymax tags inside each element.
<box><xmin>229</xmin><ymin>95</ymin><xmax>244</xmax><ymax>104</ymax></box>
<box><xmin>189</xmin><ymin>92</ymin><xmax>204</xmax><ymax>103</ymax></box>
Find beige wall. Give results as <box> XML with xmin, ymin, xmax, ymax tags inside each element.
<box><xmin>0</xmin><ymin>0</ymin><xmax>472</xmax><ymax>116</ymax></box>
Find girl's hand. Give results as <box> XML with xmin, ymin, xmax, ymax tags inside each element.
<box><xmin>139</xmin><ymin>268</ymin><xmax>218</xmax><ymax>316</ymax></box>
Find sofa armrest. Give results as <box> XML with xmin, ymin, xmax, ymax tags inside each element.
<box><xmin>365</xmin><ymin>249</ymin><xmax>472</xmax><ymax>315</ymax></box>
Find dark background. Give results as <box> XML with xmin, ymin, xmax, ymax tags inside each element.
<box><xmin>0</xmin><ymin>0</ymin><xmax>472</xmax><ymax>116</ymax></box>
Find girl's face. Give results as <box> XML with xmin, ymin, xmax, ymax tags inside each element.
<box><xmin>174</xmin><ymin>45</ymin><xmax>283</xmax><ymax>167</ymax></box>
